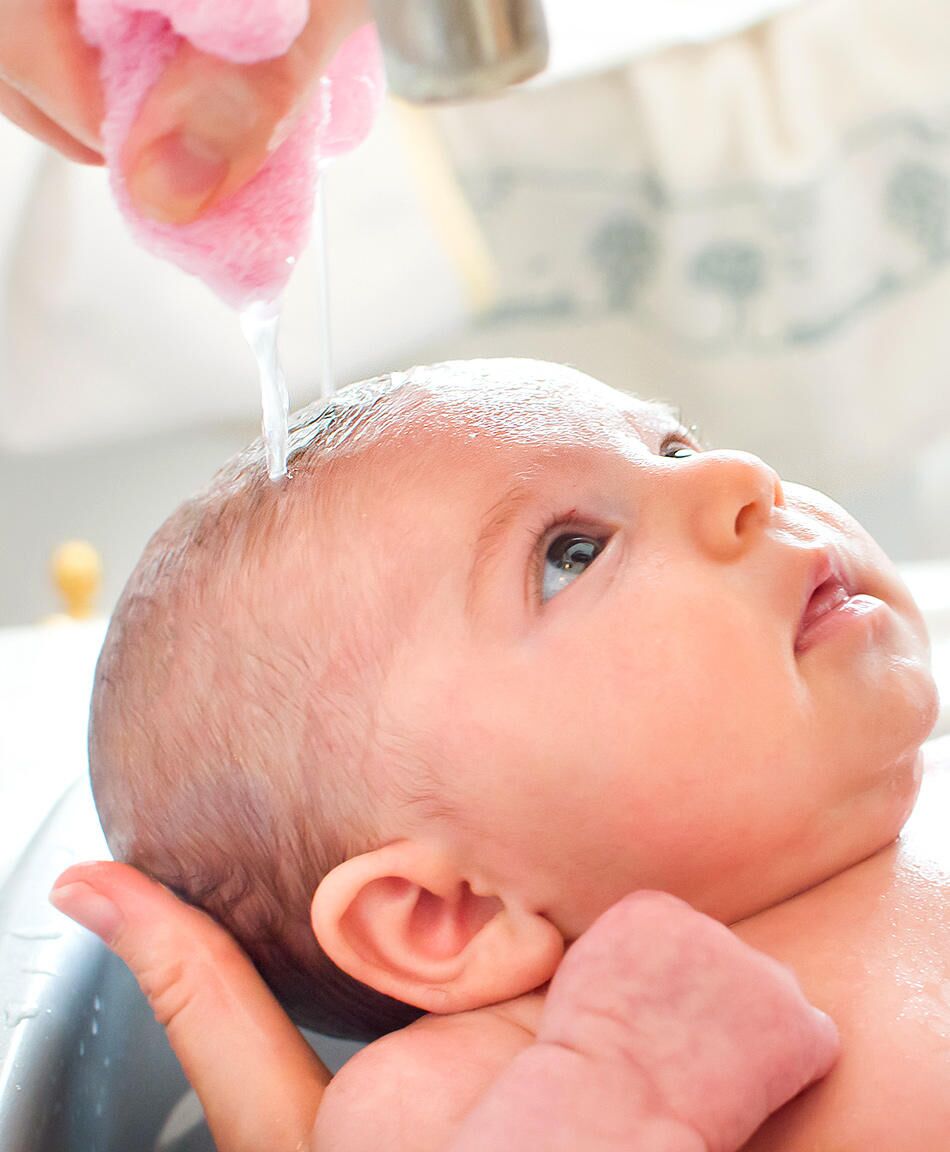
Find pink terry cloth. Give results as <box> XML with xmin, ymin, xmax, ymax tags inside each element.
<box><xmin>77</xmin><ymin>1</ymin><xmax>384</xmax><ymax>307</ymax></box>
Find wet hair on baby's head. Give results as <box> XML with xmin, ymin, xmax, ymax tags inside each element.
<box><xmin>90</xmin><ymin>373</ymin><xmax>431</xmax><ymax>1040</ymax></box>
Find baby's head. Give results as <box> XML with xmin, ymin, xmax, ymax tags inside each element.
<box><xmin>90</xmin><ymin>360</ymin><xmax>938</xmax><ymax>1040</ymax></box>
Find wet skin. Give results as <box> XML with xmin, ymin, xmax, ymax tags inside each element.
<box><xmin>736</xmin><ymin>734</ymin><xmax>950</xmax><ymax>1150</ymax></box>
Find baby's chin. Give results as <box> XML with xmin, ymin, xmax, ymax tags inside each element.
<box><xmin>789</xmin><ymin>697</ymin><xmax>935</xmax><ymax>910</ymax></box>
<box><xmin>729</xmin><ymin>745</ymin><xmax>926</xmax><ymax>929</ymax></box>
<box><xmin>855</xmin><ymin>710</ymin><xmax>935</xmax><ymax>862</ymax></box>
<box><xmin>884</xmin><ymin>744</ymin><xmax>928</xmax><ymax>836</ymax></box>
<box><xmin>855</xmin><ymin>632</ymin><xmax>939</xmax><ymax>824</ymax></box>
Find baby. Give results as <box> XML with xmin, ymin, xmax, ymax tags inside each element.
<box><xmin>90</xmin><ymin>359</ymin><xmax>948</xmax><ymax>1150</ymax></box>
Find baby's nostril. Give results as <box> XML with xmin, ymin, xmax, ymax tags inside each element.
<box><xmin>735</xmin><ymin>500</ymin><xmax>763</xmax><ymax>537</ymax></box>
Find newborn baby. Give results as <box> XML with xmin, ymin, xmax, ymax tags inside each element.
<box><xmin>91</xmin><ymin>359</ymin><xmax>948</xmax><ymax>1150</ymax></box>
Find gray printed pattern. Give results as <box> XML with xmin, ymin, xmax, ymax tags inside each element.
<box><xmin>459</xmin><ymin>107</ymin><xmax>950</xmax><ymax>351</ymax></box>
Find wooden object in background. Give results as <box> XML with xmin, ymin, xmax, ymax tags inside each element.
<box><xmin>49</xmin><ymin>540</ymin><xmax>102</xmax><ymax>622</ymax></box>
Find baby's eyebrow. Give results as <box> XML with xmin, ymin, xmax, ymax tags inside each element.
<box><xmin>641</xmin><ymin>400</ymin><xmax>683</xmax><ymax>432</ymax></box>
<box><xmin>466</xmin><ymin>476</ymin><xmax>539</xmax><ymax>614</ymax></box>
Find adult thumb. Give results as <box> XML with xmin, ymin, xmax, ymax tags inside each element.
<box><xmin>49</xmin><ymin>861</ymin><xmax>328</xmax><ymax>1152</ymax></box>
<box><xmin>123</xmin><ymin>0</ymin><xmax>368</xmax><ymax>224</ymax></box>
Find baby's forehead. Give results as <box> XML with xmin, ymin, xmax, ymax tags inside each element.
<box><xmin>392</xmin><ymin>361</ymin><xmax>671</xmax><ymax>448</ymax></box>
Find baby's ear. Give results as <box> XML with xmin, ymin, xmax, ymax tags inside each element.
<box><xmin>311</xmin><ymin>842</ymin><xmax>564</xmax><ymax>1014</ymax></box>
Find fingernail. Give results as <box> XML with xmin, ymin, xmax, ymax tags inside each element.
<box><xmin>49</xmin><ymin>881</ymin><xmax>122</xmax><ymax>944</ymax></box>
<box><xmin>129</xmin><ymin>73</ymin><xmax>261</xmax><ymax>224</ymax></box>
<box><xmin>128</xmin><ymin>132</ymin><xmax>230</xmax><ymax>224</ymax></box>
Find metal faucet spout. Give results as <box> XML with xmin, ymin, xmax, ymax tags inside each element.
<box><xmin>369</xmin><ymin>0</ymin><xmax>549</xmax><ymax>103</ymax></box>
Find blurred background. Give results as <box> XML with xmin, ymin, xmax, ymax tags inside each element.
<box><xmin>2</xmin><ymin>0</ymin><xmax>950</xmax><ymax>624</ymax></box>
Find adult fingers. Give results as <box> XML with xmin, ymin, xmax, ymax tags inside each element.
<box><xmin>123</xmin><ymin>0</ymin><xmax>369</xmax><ymax>224</ymax></box>
<box><xmin>0</xmin><ymin>77</ymin><xmax>103</xmax><ymax>162</ymax></box>
<box><xmin>50</xmin><ymin>861</ymin><xmax>329</xmax><ymax>1152</ymax></box>
<box><xmin>0</xmin><ymin>0</ymin><xmax>104</xmax><ymax>151</ymax></box>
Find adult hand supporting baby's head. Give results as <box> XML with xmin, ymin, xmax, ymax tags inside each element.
<box><xmin>0</xmin><ymin>0</ymin><xmax>367</xmax><ymax>222</ymax></box>
<box><xmin>49</xmin><ymin>861</ymin><xmax>330</xmax><ymax>1152</ymax></box>
<box><xmin>49</xmin><ymin>868</ymin><xmax>840</xmax><ymax>1152</ymax></box>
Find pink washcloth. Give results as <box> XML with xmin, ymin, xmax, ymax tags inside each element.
<box><xmin>78</xmin><ymin>1</ymin><xmax>383</xmax><ymax>307</ymax></box>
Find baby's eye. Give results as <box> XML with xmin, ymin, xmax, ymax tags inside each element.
<box><xmin>542</xmin><ymin>535</ymin><xmax>605</xmax><ymax>603</ymax></box>
<box><xmin>660</xmin><ymin>428</ymin><xmax>701</xmax><ymax>459</ymax></box>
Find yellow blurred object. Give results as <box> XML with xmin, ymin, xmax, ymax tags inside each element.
<box><xmin>49</xmin><ymin>540</ymin><xmax>103</xmax><ymax>622</ymax></box>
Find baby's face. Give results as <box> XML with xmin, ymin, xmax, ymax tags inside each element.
<box><xmin>361</xmin><ymin>363</ymin><xmax>937</xmax><ymax>933</ymax></box>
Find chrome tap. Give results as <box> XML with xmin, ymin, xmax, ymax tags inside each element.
<box><xmin>369</xmin><ymin>0</ymin><xmax>549</xmax><ymax>103</ymax></box>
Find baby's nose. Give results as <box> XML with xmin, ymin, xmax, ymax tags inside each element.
<box><xmin>675</xmin><ymin>450</ymin><xmax>784</xmax><ymax>561</ymax></box>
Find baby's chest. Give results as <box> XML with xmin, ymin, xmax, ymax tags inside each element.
<box><xmin>740</xmin><ymin>962</ymin><xmax>950</xmax><ymax>1151</ymax></box>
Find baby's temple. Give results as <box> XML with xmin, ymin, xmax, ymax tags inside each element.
<box><xmin>1</xmin><ymin>3</ymin><xmax>950</xmax><ymax>1151</ymax></box>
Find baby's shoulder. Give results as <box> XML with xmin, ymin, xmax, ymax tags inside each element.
<box><xmin>314</xmin><ymin>1000</ymin><xmax>538</xmax><ymax>1152</ymax></box>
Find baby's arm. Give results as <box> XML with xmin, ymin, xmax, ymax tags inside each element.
<box><xmin>316</xmin><ymin>892</ymin><xmax>839</xmax><ymax>1152</ymax></box>
<box><xmin>313</xmin><ymin>1007</ymin><xmax>535</xmax><ymax>1151</ymax></box>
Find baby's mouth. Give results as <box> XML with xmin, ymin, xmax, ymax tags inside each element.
<box><xmin>795</xmin><ymin>549</ymin><xmax>861</xmax><ymax>655</ymax></box>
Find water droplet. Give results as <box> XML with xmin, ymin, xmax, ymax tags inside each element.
<box><xmin>5</xmin><ymin>1004</ymin><xmax>40</xmax><ymax>1027</ymax></box>
<box><xmin>79</xmin><ymin>1040</ymin><xmax>85</xmax><ymax>1057</ymax></box>
<box><xmin>91</xmin><ymin>1017</ymin><xmax>99</xmax><ymax>1036</ymax></box>
<box><xmin>93</xmin><ymin>995</ymin><xmax>101</xmax><ymax>1012</ymax></box>
<box><xmin>9</xmin><ymin>930</ymin><xmax>61</xmax><ymax>941</ymax></box>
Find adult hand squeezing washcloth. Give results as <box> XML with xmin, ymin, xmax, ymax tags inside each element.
<box><xmin>0</xmin><ymin>0</ymin><xmax>381</xmax><ymax>304</ymax></box>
